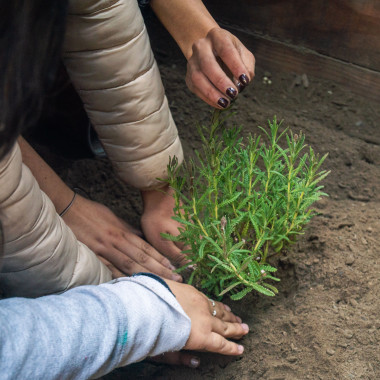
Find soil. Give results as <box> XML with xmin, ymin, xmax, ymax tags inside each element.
<box><xmin>31</xmin><ymin>25</ymin><xmax>379</xmax><ymax>380</ymax></box>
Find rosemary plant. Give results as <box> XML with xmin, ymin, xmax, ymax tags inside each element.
<box><xmin>163</xmin><ymin>111</ymin><xmax>329</xmax><ymax>300</ymax></box>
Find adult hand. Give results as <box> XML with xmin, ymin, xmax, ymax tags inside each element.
<box><xmin>141</xmin><ymin>185</ymin><xmax>188</xmax><ymax>267</ymax></box>
<box><xmin>186</xmin><ymin>27</ymin><xmax>255</xmax><ymax>109</ymax></box>
<box><xmin>166</xmin><ymin>280</ymin><xmax>249</xmax><ymax>355</ymax></box>
<box><xmin>62</xmin><ymin>194</ymin><xmax>182</xmax><ymax>281</ymax></box>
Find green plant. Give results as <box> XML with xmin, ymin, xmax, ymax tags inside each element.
<box><xmin>162</xmin><ymin>111</ymin><xmax>329</xmax><ymax>300</ymax></box>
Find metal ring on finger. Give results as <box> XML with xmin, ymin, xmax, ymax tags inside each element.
<box><xmin>209</xmin><ymin>298</ymin><xmax>217</xmax><ymax>317</ymax></box>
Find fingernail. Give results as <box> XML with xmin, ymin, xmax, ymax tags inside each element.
<box><xmin>217</xmin><ymin>97</ymin><xmax>229</xmax><ymax>108</ymax></box>
<box><xmin>239</xmin><ymin>74</ymin><xmax>249</xmax><ymax>85</ymax></box>
<box><xmin>241</xmin><ymin>323</ymin><xmax>249</xmax><ymax>332</ymax></box>
<box><xmin>224</xmin><ymin>304</ymin><xmax>231</xmax><ymax>312</ymax></box>
<box><xmin>226</xmin><ymin>87</ymin><xmax>237</xmax><ymax>99</ymax></box>
<box><xmin>190</xmin><ymin>357</ymin><xmax>200</xmax><ymax>368</ymax></box>
<box><xmin>236</xmin><ymin>82</ymin><xmax>245</xmax><ymax>93</ymax></box>
<box><xmin>172</xmin><ymin>274</ymin><xmax>182</xmax><ymax>282</ymax></box>
<box><xmin>236</xmin><ymin>316</ymin><xmax>242</xmax><ymax>323</ymax></box>
<box><xmin>238</xmin><ymin>345</ymin><xmax>244</xmax><ymax>354</ymax></box>
<box><xmin>169</xmin><ymin>263</ymin><xmax>176</xmax><ymax>270</ymax></box>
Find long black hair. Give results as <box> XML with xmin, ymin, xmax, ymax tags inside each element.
<box><xmin>0</xmin><ymin>0</ymin><xmax>69</xmax><ymax>160</ymax></box>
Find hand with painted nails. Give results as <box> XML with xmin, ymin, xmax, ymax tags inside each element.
<box><xmin>62</xmin><ymin>195</ymin><xmax>182</xmax><ymax>282</ymax></box>
<box><xmin>166</xmin><ymin>279</ymin><xmax>249</xmax><ymax>356</ymax></box>
<box><xmin>185</xmin><ymin>27</ymin><xmax>255</xmax><ymax>109</ymax></box>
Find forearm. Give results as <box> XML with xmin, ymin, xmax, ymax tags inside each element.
<box><xmin>0</xmin><ymin>275</ymin><xmax>191</xmax><ymax>379</ymax></box>
<box><xmin>18</xmin><ymin>136</ymin><xmax>74</xmax><ymax>215</ymax></box>
<box><xmin>150</xmin><ymin>0</ymin><xmax>219</xmax><ymax>59</ymax></box>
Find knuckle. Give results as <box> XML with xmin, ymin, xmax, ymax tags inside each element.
<box><xmin>192</xmin><ymin>39</ymin><xmax>204</xmax><ymax>53</ymax></box>
<box><xmin>137</xmin><ymin>251</ymin><xmax>148</xmax><ymax>264</ymax></box>
<box><xmin>190</xmin><ymin>70</ymin><xmax>202</xmax><ymax>85</ymax></box>
<box><xmin>219</xmin><ymin>45</ymin><xmax>234</xmax><ymax>58</ymax></box>
<box><xmin>122</xmin><ymin>258</ymin><xmax>134</xmax><ymax>271</ymax></box>
<box><xmin>214</xmin><ymin>75</ymin><xmax>227</xmax><ymax>90</ymax></box>
<box><xmin>139</xmin><ymin>241</ymin><xmax>151</xmax><ymax>253</ymax></box>
<box><xmin>204</xmin><ymin>87</ymin><xmax>216</xmax><ymax>102</ymax></box>
<box><xmin>217</xmin><ymin>337</ymin><xmax>226</xmax><ymax>351</ymax></box>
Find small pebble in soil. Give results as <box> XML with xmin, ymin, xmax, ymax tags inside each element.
<box><xmin>343</xmin><ymin>330</ymin><xmax>354</xmax><ymax>339</ymax></box>
<box><xmin>345</xmin><ymin>255</ymin><xmax>355</xmax><ymax>265</ymax></box>
<box><xmin>326</xmin><ymin>348</ymin><xmax>335</xmax><ymax>356</ymax></box>
<box><xmin>350</xmin><ymin>298</ymin><xmax>359</xmax><ymax>307</ymax></box>
<box><xmin>287</xmin><ymin>356</ymin><xmax>298</xmax><ymax>363</ymax></box>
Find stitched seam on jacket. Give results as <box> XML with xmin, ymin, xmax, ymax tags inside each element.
<box><xmin>68</xmin><ymin>0</ymin><xmax>121</xmax><ymax>17</ymax></box>
<box><xmin>2</xmin><ymin>236</ymin><xmax>69</xmax><ymax>273</ymax></box>
<box><xmin>3</xmin><ymin>187</ymin><xmax>49</xmax><ymax>246</ymax></box>
<box><xmin>60</xmin><ymin>244</ymin><xmax>82</xmax><ymax>293</ymax></box>
<box><xmin>91</xmin><ymin>93</ymin><xmax>166</xmax><ymax>127</ymax></box>
<box><xmin>78</xmin><ymin>58</ymin><xmax>154</xmax><ymax>92</ymax></box>
<box><xmin>108</xmin><ymin>136</ymin><xmax>179</xmax><ymax>164</ymax></box>
<box><xmin>64</xmin><ymin>24</ymin><xmax>146</xmax><ymax>54</ymax></box>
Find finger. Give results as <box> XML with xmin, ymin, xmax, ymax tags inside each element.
<box><xmin>157</xmin><ymin>225</ymin><xmax>191</xmax><ymax>267</ymax></box>
<box><xmin>205</xmin><ymin>332</ymin><xmax>245</xmax><ymax>356</ymax></box>
<box><xmin>212</xmin><ymin>33</ymin><xmax>252</xmax><ymax>86</ymax></box>
<box><xmin>212</xmin><ymin>302</ymin><xmax>242</xmax><ymax>323</ymax></box>
<box><xmin>211</xmin><ymin>318</ymin><xmax>249</xmax><ymax>340</ymax></box>
<box><xmin>223</xmin><ymin>304</ymin><xmax>242</xmax><ymax>323</ymax></box>
<box><xmin>97</xmin><ymin>256</ymin><xmax>124</xmax><ymax>278</ymax></box>
<box><xmin>192</xmin><ymin>41</ymin><xmax>239</xmax><ymax>101</ymax></box>
<box><xmin>113</xmin><ymin>235</ymin><xmax>183</xmax><ymax>282</ymax></box>
<box><xmin>186</xmin><ymin>66</ymin><xmax>230</xmax><ymax>109</ymax></box>
<box><xmin>239</xmin><ymin>46</ymin><xmax>255</xmax><ymax>83</ymax></box>
<box><xmin>149</xmin><ymin>352</ymin><xmax>200</xmax><ymax>368</ymax></box>
<box><xmin>127</xmin><ymin>232</ymin><xmax>182</xmax><ymax>270</ymax></box>
<box><xmin>155</xmin><ymin>238</ymin><xmax>189</xmax><ymax>268</ymax></box>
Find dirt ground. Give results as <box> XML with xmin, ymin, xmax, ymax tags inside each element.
<box><xmin>31</xmin><ymin>26</ymin><xmax>380</xmax><ymax>380</ymax></box>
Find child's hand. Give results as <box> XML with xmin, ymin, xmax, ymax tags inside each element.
<box><xmin>62</xmin><ymin>195</ymin><xmax>182</xmax><ymax>282</ymax></box>
<box><xmin>141</xmin><ymin>185</ymin><xmax>189</xmax><ymax>267</ymax></box>
<box><xmin>166</xmin><ymin>280</ymin><xmax>249</xmax><ymax>355</ymax></box>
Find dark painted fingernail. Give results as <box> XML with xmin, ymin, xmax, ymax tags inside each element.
<box><xmin>217</xmin><ymin>97</ymin><xmax>229</xmax><ymax>108</ymax></box>
<box><xmin>239</xmin><ymin>74</ymin><xmax>249</xmax><ymax>85</ymax></box>
<box><xmin>226</xmin><ymin>87</ymin><xmax>237</xmax><ymax>99</ymax></box>
<box><xmin>237</xmin><ymin>82</ymin><xmax>245</xmax><ymax>93</ymax></box>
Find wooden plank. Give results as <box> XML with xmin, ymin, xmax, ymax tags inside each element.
<box><xmin>204</xmin><ymin>0</ymin><xmax>380</xmax><ymax>72</ymax></box>
<box><xmin>226</xmin><ymin>26</ymin><xmax>380</xmax><ymax>102</ymax></box>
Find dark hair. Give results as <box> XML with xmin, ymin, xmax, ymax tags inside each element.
<box><xmin>0</xmin><ymin>0</ymin><xmax>69</xmax><ymax>160</ymax></box>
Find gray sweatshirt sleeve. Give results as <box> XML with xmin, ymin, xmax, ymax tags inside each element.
<box><xmin>0</xmin><ymin>275</ymin><xmax>191</xmax><ymax>380</ymax></box>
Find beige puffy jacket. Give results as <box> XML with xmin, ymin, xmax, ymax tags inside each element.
<box><xmin>0</xmin><ymin>0</ymin><xmax>183</xmax><ymax>297</ymax></box>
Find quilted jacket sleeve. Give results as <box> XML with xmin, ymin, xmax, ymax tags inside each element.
<box><xmin>63</xmin><ymin>0</ymin><xmax>183</xmax><ymax>190</ymax></box>
<box><xmin>0</xmin><ymin>143</ymin><xmax>112</xmax><ymax>298</ymax></box>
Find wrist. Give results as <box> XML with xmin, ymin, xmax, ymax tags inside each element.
<box><xmin>141</xmin><ymin>184</ymin><xmax>174</xmax><ymax>212</ymax></box>
<box><xmin>150</xmin><ymin>0</ymin><xmax>218</xmax><ymax>60</ymax></box>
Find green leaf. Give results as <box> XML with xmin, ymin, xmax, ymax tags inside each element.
<box><xmin>207</xmin><ymin>255</ymin><xmax>234</xmax><ymax>273</ymax></box>
<box><xmin>230</xmin><ymin>287</ymin><xmax>254</xmax><ymax>300</ymax></box>
<box><xmin>218</xmin><ymin>281</ymin><xmax>242</xmax><ymax>296</ymax></box>
<box><xmin>251</xmin><ymin>283</ymin><xmax>275</xmax><ymax>296</ymax></box>
<box><xmin>159</xmin><ymin>232</ymin><xmax>178</xmax><ymax>241</ymax></box>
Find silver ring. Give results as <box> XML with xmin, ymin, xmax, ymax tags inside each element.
<box><xmin>209</xmin><ymin>299</ymin><xmax>217</xmax><ymax>317</ymax></box>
